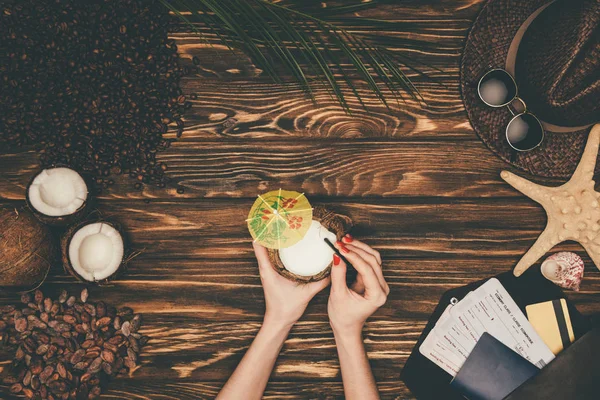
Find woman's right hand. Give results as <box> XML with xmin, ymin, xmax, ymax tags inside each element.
<box><xmin>327</xmin><ymin>235</ymin><xmax>389</xmax><ymax>338</ymax></box>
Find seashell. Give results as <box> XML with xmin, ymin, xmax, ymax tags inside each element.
<box><xmin>540</xmin><ymin>252</ymin><xmax>584</xmax><ymax>291</ymax></box>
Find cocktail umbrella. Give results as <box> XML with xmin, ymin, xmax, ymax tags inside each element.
<box><xmin>247</xmin><ymin>189</ymin><xmax>313</xmax><ymax>249</ymax></box>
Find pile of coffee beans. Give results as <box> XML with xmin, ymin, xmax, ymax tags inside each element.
<box><xmin>0</xmin><ymin>0</ymin><xmax>190</xmax><ymax>189</ymax></box>
<box><xmin>0</xmin><ymin>289</ymin><xmax>148</xmax><ymax>399</ymax></box>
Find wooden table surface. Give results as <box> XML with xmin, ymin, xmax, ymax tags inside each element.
<box><xmin>2</xmin><ymin>0</ymin><xmax>600</xmax><ymax>398</ymax></box>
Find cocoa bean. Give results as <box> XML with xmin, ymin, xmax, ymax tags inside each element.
<box><xmin>95</xmin><ymin>317</ymin><xmax>111</xmax><ymax>329</ymax></box>
<box><xmin>30</xmin><ymin>359</ymin><xmax>43</xmax><ymax>375</ymax></box>
<box><xmin>34</xmin><ymin>290</ymin><xmax>44</xmax><ymax>304</ymax></box>
<box><xmin>0</xmin><ymin>289</ymin><xmax>147</xmax><ymax>400</ymax></box>
<box><xmin>84</xmin><ymin>304</ymin><xmax>96</xmax><ymax>317</ymax></box>
<box><xmin>101</xmin><ymin>349</ymin><xmax>115</xmax><ymax>363</ymax></box>
<box><xmin>36</xmin><ymin>344</ymin><xmax>49</xmax><ymax>355</ymax></box>
<box><xmin>31</xmin><ymin>375</ymin><xmax>40</xmax><ymax>390</ymax></box>
<box><xmin>74</xmin><ymin>361</ymin><xmax>88</xmax><ymax>370</ymax></box>
<box><xmin>40</xmin><ymin>365</ymin><xmax>54</xmax><ymax>383</ymax></box>
<box><xmin>58</xmin><ymin>290</ymin><xmax>68</xmax><ymax>304</ymax></box>
<box><xmin>96</xmin><ymin>302</ymin><xmax>106</xmax><ymax>318</ymax></box>
<box><xmin>15</xmin><ymin>317</ymin><xmax>28</xmax><ymax>332</ymax></box>
<box><xmin>10</xmin><ymin>382</ymin><xmax>23</xmax><ymax>393</ymax></box>
<box><xmin>124</xmin><ymin>358</ymin><xmax>136</xmax><ymax>369</ymax></box>
<box><xmin>128</xmin><ymin>336</ymin><xmax>139</xmax><ymax>352</ymax></box>
<box><xmin>80</xmin><ymin>289</ymin><xmax>89</xmax><ymax>303</ymax></box>
<box><xmin>66</xmin><ymin>296</ymin><xmax>76</xmax><ymax>307</ymax></box>
<box><xmin>71</xmin><ymin>349</ymin><xmax>85</xmax><ymax>365</ymax></box>
<box><xmin>121</xmin><ymin>321</ymin><xmax>131</xmax><ymax>337</ymax></box>
<box><xmin>127</xmin><ymin>347</ymin><xmax>137</xmax><ymax>362</ymax></box>
<box><xmin>117</xmin><ymin>307</ymin><xmax>133</xmax><ymax>317</ymax></box>
<box><xmin>88</xmin><ymin>357</ymin><xmax>103</xmax><ymax>374</ymax></box>
<box><xmin>130</xmin><ymin>314</ymin><xmax>142</xmax><ymax>332</ymax></box>
<box><xmin>44</xmin><ymin>298</ymin><xmax>53</xmax><ymax>313</ymax></box>
<box><xmin>56</xmin><ymin>362</ymin><xmax>67</xmax><ymax>379</ymax></box>
<box><xmin>22</xmin><ymin>388</ymin><xmax>34</xmax><ymax>398</ymax></box>
<box><xmin>101</xmin><ymin>361</ymin><xmax>113</xmax><ymax>375</ymax></box>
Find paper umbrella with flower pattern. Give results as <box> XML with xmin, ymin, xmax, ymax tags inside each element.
<box><xmin>247</xmin><ymin>189</ymin><xmax>313</xmax><ymax>249</ymax></box>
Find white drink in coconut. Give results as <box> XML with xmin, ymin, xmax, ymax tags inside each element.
<box><xmin>279</xmin><ymin>220</ymin><xmax>337</xmax><ymax>277</ymax></box>
<box><xmin>267</xmin><ymin>206</ymin><xmax>352</xmax><ymax>282</ymax></box>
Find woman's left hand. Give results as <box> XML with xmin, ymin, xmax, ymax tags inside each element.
<box><xmin>254</xmin><ymin>243</ymin><xmax>330</xmax><ymax>329</ymax></box>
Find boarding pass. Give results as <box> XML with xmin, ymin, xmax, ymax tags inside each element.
<box><xmin>419</xmin><ymin>278</ymin><xmax>555</xmax><ymax>376</ymax></box>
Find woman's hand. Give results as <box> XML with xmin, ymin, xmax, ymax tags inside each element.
<box><xmin>327</xmin><ymin>235</ymin><xmax>388</xmax><ymax>400</ymax></box>
<box><xmin>217</xmin><ymin>243</ymin><xmax>330</xmax><ymax>400</ymax></box>
<box><xmin>254</xmin><ymin>243</ymin><xmax>330</xmax><ymax>329</ymax></box>
<box><xmin>328</xmin><ymin>235</ymin><xmax>389</xmax><ymax>338</ymax></box>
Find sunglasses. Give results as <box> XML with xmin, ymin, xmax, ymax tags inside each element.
<box><xmin>477</xmin><ymin>69</ymin><xmax>544</xmax><ymax>152</ymax></box>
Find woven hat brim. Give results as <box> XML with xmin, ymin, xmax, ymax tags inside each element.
<box><xmin>460</xmin><ymin>0</ymin><xmax>594</xmax><ymax>178</ymax></box>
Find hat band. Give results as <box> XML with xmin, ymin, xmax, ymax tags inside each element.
<box><xmin>505</xmin><ymin>0</ymin><xmax>593</xmax><ymax>133</ymax></box>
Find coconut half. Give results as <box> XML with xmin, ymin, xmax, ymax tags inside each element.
<box><xmin>62</xmin><ymin>221</ymin><xmax>126</xmax><ymax>283</ymax></box>
<box><xmin>268</xmin><ymin>206</ymin><xmax>352</xmax><ymax>282</ymax></box>
<box><xmin>27</xmin><ymin>167</ymin><xmax>90</xmax><ymax>225</ymax></box>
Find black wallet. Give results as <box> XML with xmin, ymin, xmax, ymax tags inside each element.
<box><xmin>400</xmin><ymin>267</ymin><xmax>593</xmax><ymax>400</ymax></box>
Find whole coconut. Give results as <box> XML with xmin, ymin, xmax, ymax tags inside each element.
<box><xmin>0</xmin><ymin>207</ymin><xmax>55</xmax><ymax>289</ymax></box>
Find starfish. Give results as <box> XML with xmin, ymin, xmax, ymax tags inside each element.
<box><xmin>501</xmin><ymin>124</ymin><xmax>600</xmax><ymax>276</ymax></box>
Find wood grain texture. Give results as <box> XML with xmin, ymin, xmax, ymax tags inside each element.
<box><xmin>2</xmin><ymin>0</ymin><xmax>600</xmax><ymax>399</ymax></box>
<box><xmin>0</xmin><ymin>141</ymin><xmax>569</xmax><ymax>201</ymax></box>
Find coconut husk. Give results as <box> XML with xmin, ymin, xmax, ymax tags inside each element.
<box><xmin>0</xmin><ymin>207</ymin><xmax>56</xmax><ymax>290</ymax></box>
<box><xmin>268</xmin><ymin>206</ymin><xmax>353</xmax><ymax>283</ymax></box>
<box><xmin>25</xmin><ymin>167</ymin><xmax>92</xmax><ymax>227</ymax></box>
<box><xmin>61</xmin><ymin>219</ymin><xmax>128</xmax><ymax>284</ymax></box>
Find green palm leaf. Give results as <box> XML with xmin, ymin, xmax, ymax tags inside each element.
<box><xmin>160</xmin><ymin>0</ymin><xmax>429</xmax><ymax>113</ymax></box>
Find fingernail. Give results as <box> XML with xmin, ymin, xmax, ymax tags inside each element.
<box><xmin>343</xmin><ymin>234</ymin><xmax>353</xmax><ymax>243</ymax></box>
<box><xmin>333</xmin><ymin>254</ymin><xmax>341</xmax><ymax>266</ymax></box>
<box><xmin>335</xmin><ymin>240</ymin><xmax>350</xmax><ymax>253</ymax></box>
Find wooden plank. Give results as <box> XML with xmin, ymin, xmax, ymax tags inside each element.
<box><xmin>167</xmin><ymin>0</ymin><xmax>485</xmax><ymax>145</ymax></box>
<box><xmin>0</xmin><ymin>380</ymin><xmax>412</xmax><ymax>400</ymax></box>
<box><xmin>1</xmin><ymin>199</ymin><xmax>599</xmax><ymax>321</ymax></box>
<box><xmin>0</xmin><ymin>141</ymin><xmax>569</xmax><ymax>200</ymax></box>
<box><xmin>176</xmin><ymin>77</ymin><xmax>469</xmax><ymax>140</ymax></box>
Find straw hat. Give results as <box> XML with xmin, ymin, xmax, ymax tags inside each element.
<box><xmin>460</xmin><ymin>0</ymin><xmax>599</xmax><ymax>177</ymax></box>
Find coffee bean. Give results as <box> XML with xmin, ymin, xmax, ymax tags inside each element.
<box><xmin>0</xmin><ymin>0</ymin><xmax>187</xmax><ymax>191</ymax></box>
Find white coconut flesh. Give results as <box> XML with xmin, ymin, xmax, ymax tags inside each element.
<box><xmin>28</xmin><ymin>168</ymin><xmax>87</xmax><ymax>216</ymax></box>
<box><xmin>68</xmin><ymin>222</ymin><xmax>124</xmax><ymax>282</ymax></box>
<box><xmin>279</xmin><ymin>220</ymin><xmax>337</xmax><ymax>277</ymax></box>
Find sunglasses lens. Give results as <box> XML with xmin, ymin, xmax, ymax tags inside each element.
<box><xmin>506</xmin><ymin>113</ymin><xmax>544</xmax><ymax>151</ymax></box>
<box><xmin>478</xmin><ymin>70</ymin><xmax>517</xmax><ymax>106</ymax></box>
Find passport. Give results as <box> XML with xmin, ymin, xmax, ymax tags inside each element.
<box><xmin>449</xmin><ymin>332</ymin><xmax>539</xmax><ymax>400</ymax></box>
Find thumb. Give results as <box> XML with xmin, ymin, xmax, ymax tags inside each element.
<box><xmin>252</xmin><ymin>242</ymin><xmax>272</xmax><ymax>270</ymax></box>
<box><xmin>330</xmin><ymin>254</ymin><xmax>348</xmax><ymax>293</ymax></box>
